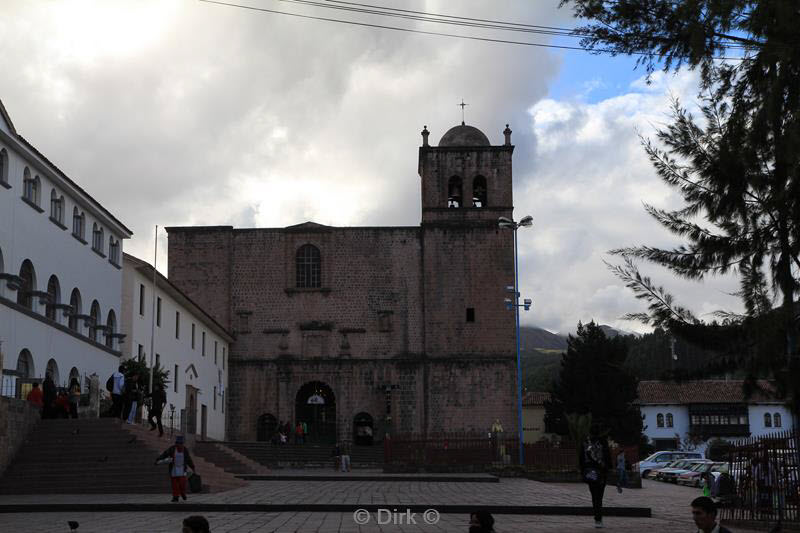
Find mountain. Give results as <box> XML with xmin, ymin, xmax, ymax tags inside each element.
<box><xmin>520</xmin><ymin>326</ymin><xmax>567</xmax><ymax>351</ymax></box>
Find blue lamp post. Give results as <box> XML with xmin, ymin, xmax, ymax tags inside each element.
<box><xmin>498</xmin><ymin>215</ymin><xmax>533</xmax><ymax>466</ymax></box>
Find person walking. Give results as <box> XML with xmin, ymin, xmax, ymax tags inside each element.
<box><xmin>155</xmin><ymin>435</ymin><xmax>196</xmax><ymax>502</ymax></box>
<box><xmin>615</xmin><ymin>449</ymin><xmax>626</xmax><ymax>493</ymax></box>
<box><xmin>147</xmin><ymin>383</ymin><xmax>167</xmax><ymax>437</ymax></box>
<box><xmin>42</xmin><ymin>372</ymin><xmax>56</xmax><ymax>419</ymax></box>
<box><xmin>332</xmin><ymin>443</ymin><xmax>341</xmax><ymax>471</ymax></box>
<box><xmin>26</xmin><ymin>382</ymin><xmax>43</xmax><ymax>410</ymax></box>
<box><xmin>295</xmin><ymin>422</ymin><xmax>304</xmax><ymax>445</ymax></box>
<box><xmin>125</xmin><ymin>373</ymin><xmax>141</xmax><ymax>424</ymax></box>
<box><xmin>579</xmin><ymin>424</ymin><xmax>611</xmax><ymax>529</ymax></box>
<box><xmin>68</xmin><ymin>377</ymin><xmax>81</xmax><ymax>419</ymax></box>
<box><xmin>109</xmin><ymin>365</ymin><xmax>126</xmax><ymax>418</ymax></box>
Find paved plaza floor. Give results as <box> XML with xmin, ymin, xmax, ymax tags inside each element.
<box><xmin>0</xmin><ymin>478</ymin><xmax>750</xmax><ymax>532</ymax></box>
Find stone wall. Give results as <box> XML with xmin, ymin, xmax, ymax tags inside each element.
<box><xmin>0</xmin><ymin>397</ymin><xmax>40</xmax><ymax>476</ymax></box>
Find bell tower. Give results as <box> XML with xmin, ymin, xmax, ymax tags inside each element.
<box><xmin>418</xmin><ymin>123</ymin><xmax>514</xmax><ymax>225</ymax></box>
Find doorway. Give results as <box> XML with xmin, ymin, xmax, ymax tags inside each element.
<box><xmin>295</xmin><ymin>381</ymin><xmax>336</xmax><ymax>444</ymax></box>
<box><xmin>185</xmin><ymin>385</ymin><xmax>198</xmax><ymax>435</ymax></box>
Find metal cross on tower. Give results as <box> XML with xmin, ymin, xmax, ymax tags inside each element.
<box><xmin>459</xmin><ymin>99</ymin><xmax>468</xmax><ymax>125</ymax></box>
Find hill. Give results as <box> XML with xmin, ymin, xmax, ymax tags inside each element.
<box><xmin>520</xmin><ymin>326</ymin><xmax>567</xmax><ymax>351</ymax></box>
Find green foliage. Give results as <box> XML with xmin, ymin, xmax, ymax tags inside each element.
<box><xmin>544</xmin><ymin>321</ymin><xmax>643</xmax><ymax>445</ymax></box>
<box><xmin>119</xmin><ymin>358</ymin><xmax>170</xmax><ymax>392</ymax></box>
<box><xmin>564</xmin><ymin>0</ymin><xmax>800</xmax><ymax>411</ymax></box>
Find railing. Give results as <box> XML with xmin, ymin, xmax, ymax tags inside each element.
<box><xmin>719</xmin><ymin>429</ymin><xmax>800</xmax><ymax>527</ymax></box>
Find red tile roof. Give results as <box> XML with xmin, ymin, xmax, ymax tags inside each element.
<box><xmin>523</xmin><ymin>391</ymin><xmax>551</xmax><ymax>406</ymax></box>
<box><xmin>637</xmin><ymin>380</ymin><xmax>782</xmax><ymax>405</ymax></box>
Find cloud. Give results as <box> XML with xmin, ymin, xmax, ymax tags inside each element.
<box><xmin>517</xmin><ymin>70</ymin><xmax>743</xmax><ymax>334</ymax></box>
<box><xmin>1</xmin><ymin>1</ymin><xmax>741</xmax><ymax>335</ymax></box>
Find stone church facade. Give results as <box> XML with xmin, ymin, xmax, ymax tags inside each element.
<box><xmin>166</xmin><ymin>122</ymin><xmax>518</xmax><ymax>443</ymax></box>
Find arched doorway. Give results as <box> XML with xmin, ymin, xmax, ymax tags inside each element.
<box><xmin>257</xmin><ymin>413</ymin><xmax>278</xmax><ymax>442</ymax></box>
<box><xmin>353</xmin><ymin>412</ymin><xmax>374</xmax><ymax>446</ymax></box>
<box><xmin>295</xmin><ymin>381</ymin><xmax>336</xmax><ymax>445</ymax></box>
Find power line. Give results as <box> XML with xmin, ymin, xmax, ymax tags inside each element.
<box><xmin>197</xmin><ymin>0</ymin><xmax>750</xmax><ymax>59</ymax></box>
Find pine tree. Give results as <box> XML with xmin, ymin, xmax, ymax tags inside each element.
<box><xmin>544</xmin><ymin>321</ymin><xmax>642</xmax><ymax>445</ymax></box>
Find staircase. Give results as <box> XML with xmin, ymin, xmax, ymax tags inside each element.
<box><xmin>0</xmin><ymin>418</ymin><xmax>245</xmax><ymax>494</ymax></box>
<box><xmin>120</xmin><ymin>423</ymin><xmax>247</xmax><ymax>493</ymax></box>
<box><xmin>223</xmin><ymin>442</ymin><xmax>384</xmax><ymax>469</ymax></box>
<box><xmin>192</xmin><ymin>441</ymin><xmax>271</xmax><ymax>476</ymax></box>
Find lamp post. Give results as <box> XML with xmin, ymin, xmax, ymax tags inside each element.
<box><xmin>498</xmin><ymin>215</ymin><xmax>533</xmax><ymax>466</ymax></box>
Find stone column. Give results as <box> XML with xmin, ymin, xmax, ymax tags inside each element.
<box><xmin>88</xmin><ymin>374</ymin><xmax>100</xmax><ymax>418</ymax></box>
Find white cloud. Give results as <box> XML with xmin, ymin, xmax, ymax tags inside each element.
<box><xmin>517</xmin><ymin>70</ymin><xmax>743</xmax><ymax>334</ymax></box>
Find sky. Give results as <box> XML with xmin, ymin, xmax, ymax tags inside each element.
<box><xmin>0</xmin><ymin>0</ymin><xmax>743</xmax><ymax>335</ymax></box>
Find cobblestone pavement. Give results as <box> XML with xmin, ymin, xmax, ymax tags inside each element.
<box><xmin>0</xmin><ymin>479</ymin><xmax>748</xmax><ymax>532</ymax></box>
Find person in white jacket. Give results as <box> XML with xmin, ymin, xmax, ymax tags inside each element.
<box><xmin>109</xmin><ymin>366</ymin><xmax>126</xmax><ymax>418</ymax></box>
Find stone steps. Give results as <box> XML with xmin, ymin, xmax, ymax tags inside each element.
<box><xmin>0</xmin><ymin>418</ymin><xmax>246</xmax><ymax>494</ymax></box>
<box><xmin>223</xmin><ymin>442</ymin><xmax>384</xmax><ymax>469</ymax></box>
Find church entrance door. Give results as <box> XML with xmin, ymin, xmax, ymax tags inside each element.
<box><xmin>295</xmin><ymin>381</ymin><xmax>336</xmax><ymax>445</ymax></box>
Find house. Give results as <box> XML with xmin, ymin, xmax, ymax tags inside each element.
<box><xmin>522</xmin><ymin>391</ymin><xmax>551</xmax><ymax>443</ymax></box>
<box><xmin>122</xmin><ymin>253</ymin><xmax>233</xmax><ymax>440</ymax></box>
<box><xmin>638</xmin><ymin>380</ymin><xmax>793</xmax><ymax>456</ymax></box>
<box><xmin>0</xmin><ymin>99</ymin><xmax>132</xmax><ymax>398</ymax></box>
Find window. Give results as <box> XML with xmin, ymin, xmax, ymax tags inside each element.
<box><xmin>466</xmin><ymin>308</ymin><xmax>475</xmax><ymax>322</ymax></box>
<box><xmin>296</xmin><ymin>244</ymin><xmax>321</xmax><ymax>288</ymax></box>
<box><xmin>175</xmin><ymin>311</ymin><xmax>180</xmax><ymax>339</ymax></box>
<box><xmin>764</xmin><ymin>413</ymin><xmax>772</xmax><ymax>427</ymax></box>
<box><xmin>23</xmin><ymin>168</ymin><xmax>40</xmax><ymax>206</ymax></box>
<box><xmin>191</xmin><ymin>323</ymin><xmax>196</xmax><ymax>349</ymax></box>
<box><xmin>774</xmin><ymin>413</ymin><xmax>782</xmax><ymax>428</ymax></box>
<box><xmin>45</xmin><ymin>275</ymin><xmax>60</xmax><ymax>321</ymax></box>
<box><xmin>472</xmin><ymin>175</ymin><xmax>487</xmax><ymax>207</ymax></box>
<box><xmin>108</xmin><ymin>238</ymin><xmax>120</xmax><ymax>265</ymax></box>
<box><xmin>138</xmin><ymin>344</ymin><xmax>144</xmax><ymax>361</ymax></box>
<box><xmin>447</xmin><ymin>176</ymin><xmax>462</xmax><ymax>207</ymax></box>
<box><xmin>72</xmin><ymin>208</ymin><xmax>85</xmax><ymax>240</ymax></box>
<box><xmin>656</xmin><ymin>413</ymin><xmax>664</xmax><ymax>428</ymax></box>
<box><xmin>68</xmin><ymin>288</ymin><xmax>82</xmax><ymax>331</ymax></box>
<box><xmin>666</xmin><ymin>413</ymin><xmax>673</xmax><ymax>428</ymax></box>
<box><xmin>222</xmin><ymin>391</ymin><xmax>225</xmax><ymax>413</ymax></box>
<box><xmin>202</xmin><ymin>331</ymin><xmax>206</xmax><ymax>356</ymax></box>
<box><xmin>92</xmin><ymin>224</ymin><xmax>104</xmax><ymax>253</ymax></box>
<box><xmin>0</xmin><ymin>148</ymin><xmax>8</xmax><ymax>186</ymax></box>
<box><xmin>214</xmin><ymin>341</ymin><xmax>218</xmax><ymax>365</ymax></box>
<box><xmin>89</xmin><ymin>301</ymin><xmax>100</xmax><ymax>342</ymax></box>
<box><xmin>50</xmin><ymin>190</ymin><xmax>64</xmax><ymax>224</ymax></box>
<box><xmin>213</xmin><ymin>386</ymin><xmax>217</xmax><ymax>410</ymax></box>
<box><xmin>16</xmin><ymin>259</ymin><xmax>36</xmax><ymax>309</ymax></box>
<box><xmin>155</xmin><ymin>353</ymin><xmax>160</xmax><ymax>367</ymax></box>
<box><xmin>139</xmin><ymin>284</ymin><xmax>145</xmax><ymax>316</ymax></box>
<box><xmin>106</xmin><ymin>310</ymin><xmax>116</xmax><ymax>349</ymax></box>
<box><xmin>222</xmin><ymin>348</ymin><xmax>225</xmax><ymax>369</ymax></box>
<box><xmin>156</xmin><ymin>297</ymin><xmax>162</xmax><ymax>327</ymax></box>
<box><xmin>174</xmin><ymin>365</ymin><xmax>179</xmax><ymax>393</ymax></box>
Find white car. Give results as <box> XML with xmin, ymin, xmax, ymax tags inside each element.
<box><xmin>635</xmin><ymin>450</ymin><xmax>704</xmax><ymax>478</ymax></box>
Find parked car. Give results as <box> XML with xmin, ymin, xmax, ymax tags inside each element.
<box><xmin>657</xmin><ymin>459</ymin><xmax>712</xmax><ymax>483</ymax></box>
<box><xmin>644</xmin><ymin>459</ymin><xmax>687</xmax><ymax>480</ymax></box>
<box><xmin>635</xmin><ymin>450</ymin><xmax>704</xmax><ymax>478</ymax></box>
<box><xmin>677</xmin><ymin>462</ymin><xmax>725</xmax><ymax>487</ymax></box>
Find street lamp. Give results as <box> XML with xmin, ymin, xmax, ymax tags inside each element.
<box><xmin>498</xmin><ymin>215</ymin><xmax>533</xmax><ymax>466</ymax></box>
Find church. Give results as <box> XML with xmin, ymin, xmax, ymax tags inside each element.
<box><xmin>166</xmin><ymin>122</ymin><xmax>519</xmax><ymax>444</ymax></box>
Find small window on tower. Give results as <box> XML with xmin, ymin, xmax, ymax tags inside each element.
<box><xmin>466</xmin><ymin>308</ymin><xmax>475</xmax><ymax>322</ymax></box>
<box><xmin>378</xmin><ymin>310</ymin><xmax>393</xmax><ymax>332</ymax></box>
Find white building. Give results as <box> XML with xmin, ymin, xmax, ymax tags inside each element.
<box><xmin>638</xmin><ymin>380</ymin><xmax>794</xmax><ymax>457</ymax></box>
<box><xmin>122</xmin><ymin>253</ymin><xmax>232</xmax><ymax>441</ymax></box>
<box><xmin>0</xmin><ymin>99</ymin><xmax>132</xmax><ymax>397</ymax></box>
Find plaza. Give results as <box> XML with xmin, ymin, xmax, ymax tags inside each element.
<box><xmin>0</xmin><ymin>477</ymin><xmax>723</xmax><ymax>532</ymax></box>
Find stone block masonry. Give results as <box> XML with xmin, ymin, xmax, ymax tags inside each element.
<box><xmin>0</xmin><ymin>397</ymin><xmax>40</xmax><ymax>476</ymax></box>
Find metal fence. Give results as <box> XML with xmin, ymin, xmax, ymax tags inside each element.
<box><xmin>385</xmin><ymin>432</ymin><xmax>639</xmax><ymax>472</ymax></box>
<box><xmin>720</xmin><ymin>429</ymin><xmax>800</xmax><ymax>527</ymax></box>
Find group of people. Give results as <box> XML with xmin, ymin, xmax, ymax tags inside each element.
<box><xmin>107</xmin><ymin>365</ymin><xmax>167</xmax><ymax>436</ymax></box>
<box><xmin>271</xmin><ymin>420</ymin><xmax>309</xmax><ymax>445</ymax></box>
<box><xmin>26</xmin><ymin>372</ymin><xmax>82</xmax><ymax>419</ymax></box>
